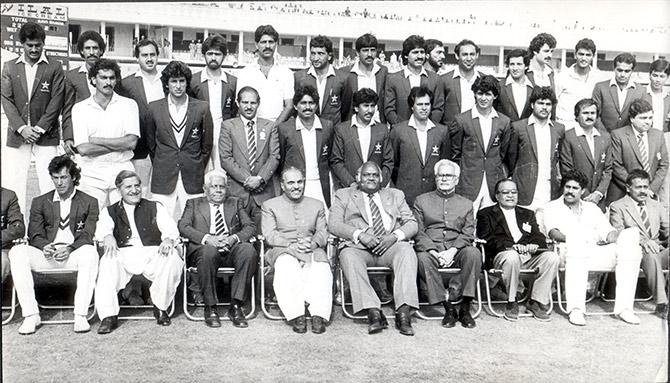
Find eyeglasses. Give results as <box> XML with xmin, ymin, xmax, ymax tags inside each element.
<box><xmin>498</xmin><ymin>190</ymin><xmax>518</xmax><ymax>195</ymax></box>
<box><xmin>436</xmin><ymin>174</ymin><xmax>458</xmax><ymax>179</ymax></box>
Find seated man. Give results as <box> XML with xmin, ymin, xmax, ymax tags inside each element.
<box><xmin>541</xmin><ymin>170</ymin><xmax>642</xmax><ymax>326</ymax></box>
<box><xmin>477</xmin><ymin>178</ymin><xmax>560</xmax><ymax>322</ymax></box>
<box><xmin>9</xmin><ymin>155</ymin><xmax>99</xmax><ymax>334</ymax></box>
<box><xmin>178</xmin><ymin>169</ymin><xmax>257</xmax><ymax>328</ymax></box>
<box><xmin>610</xmin><ymin>169</ymin><xmax>669</xmax><ymax>319</ymax></box>
<box><xmin>413</xmin><ymin>159</ymin><xmax>482</xmax><ymax>328</ymax></box>
<box><xmin>2</xmin><ymin>187</ymin><xmax>25</xmax><ymax>283</ymax></box>
<box><xmin>262</xmin><ymin>167</ymin><xmax>332</xmax><ymax>334</ymax></box>
<box><xmin>329</xmin><ymin>161</ymin><xmax>419</xmax><ymax>336</ymax></box>
<box><xmin>95</xmin><ymin>170</ymin><xmax>184</xmax><ymax>334</ymax></box>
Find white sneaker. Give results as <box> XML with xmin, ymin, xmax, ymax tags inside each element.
<box><xmin>18</xmin><ymin>315</ymin><xmax>42</xmax><ymax>335</ymax></box>
<box><xmin>73</xmin><ymin>315</ymin><xmax>91</xmax><ymax>333</ymax></box>
<box><xmin>568</xmin><ymin>310</ymin><xmax>586</xmax><ymax>326</ymax></box>
<box><xmin>617</xmin><ymin>309</ymin><xmax>640</xmax><ymax>325</ymax></box>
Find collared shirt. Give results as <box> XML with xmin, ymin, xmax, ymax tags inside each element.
<box><xmin>296</xmin><ymin>117</ymin><xmax>322</xmax><ymax>180</ymax></box>
<box><xmin>78</xmin><ymin>64</ymin><xmax>96</xmax><ymax>97</ymax></box>
<box><xmin>403</xmin><ymin>66</ymin><xmax>427</xmax><ymax>89</ymax></box>
<box><xmin>240</xmin><ymin>116</ymin><xmax>259</xmax><ymax>149</ymax></box>
<box><xmin>609</xmin><ymin>77</ymin><xmax>636</xmax><ymax>112</ymax></box>
<box><xmin>573</xmin><ymin>123</ymin><xmax>601</xmax><ymax>159</ymax></box>
<box><xmin>308</xmin><ymin>65</ymin><xmax>336</xmax><ymax>109</ymax></box>
<box><xmin>408</xmin><ymin>115</ymin><xmax>436</xmax><ymax>163</ymax></box>
<box><xmin>528</xmin><ymin>115</ymin><xmax>553</xmax><ymax>181</ymax></box>
<box><xmin>135</xmin><ymin>70</ymin><xmax>164</xmax><ymax>104</ymax></box>
<box><xmin>16</xmin><ymin>52</ymin><xmax>49</xmax><ymax>102</ymax></box>
<box><xmin>52</xmin><ymin>189</ymin><xmax>77</xmax><ymax>245</ymax></box>
<box><xmin>555</xmin><ymin>64</ymin><xmax>601</xmax><ymax>123</ymax></box>
<box><xmin>505</xmin><ymin>75</ymin><xmax>532</xmax><ymax>118</ymax></box>
<box><xmin>237</xmin><ymin>61</ymin><xmax>294</xmax><ymax>121</ymax></box>
<box><xmin>208</xmin><ymin>202</ymin><xmax>230</xmax><ymax>235</ymax></box>
<box><xmin>351</xmin><ymin>60</ymin><xmax>382</xmax><ymax>123</ymax></box>
<box><xmin>542</xmin><ymin>196</ymin><xmax>613</xmax><ymax>244</ymax></box>
<box><xmin>201</xmin><ymin>69</ymin><xmax>229</xmax><ymax>124</ymax></box>
<box><xmin>501</xmin><ymin>207</ymin><xmax>523</xmax><ymax>242</ymax></box>
<box><xmin>646</xmin><ymin>85</ymin><xmax>668</xmax><ymax>131</ymax></box>
<box><xmin>471</xmin><ymin>107</ymin><xmax>499</xmax><ymax>150</ymax></box>
<box><xmin>351</xmin><ymin>116</ymin><xmax>374</xmax><ymax>160</ymax></box>
<box><xmin>453</xmin><ymin>69</ymin><xmax>480</xmax><ymax>113</ymax></box>
<box><xmin>528</xmin><ymin>60</ymin><xmax>553</xmax><ymax>88</ymax></box>
<box><xmin>168</xmin><ymin>95</ymin><xmax>189</xmax><ymax>144</ymax></box>
<box><xmin>95</xmin><ymin>200</ymin><xmax>179</xmax><ymax>246</ymax></box>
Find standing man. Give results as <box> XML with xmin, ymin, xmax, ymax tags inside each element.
<box><xmin>555</xmin><ymin>38</ymin><xmax>601</xmax><ymax>125</ymax></box>
<box><xmin>451</xmin><ymin>75</ymin><xmax>514</xmax><ymax>211</ymax></box>
<box><xmin>189</xmin><ymin>34</ymin><xmax>238</xmax><ymax>171</ymax></box>
<box><xmin>71</xmin><ymin>59</ymin><xmax>139</xmax><ymax>209</ymax></box>
<box><xmin>423</xmin><ymin>39</ymin><xmax>447</xmax><ymax>75</ymax></box>
<box><xmin>278</xmin><ymin>85</ymin><xmax>333</xmax><ymax>207</ymax></box>
<box><xmin>262</xmin><ymin>167</ymin><xmax>332</xmax><ymax>334</ymax></box>
<box><xmin>495</xmin><ymin>49</ymin><xmax>533</xmax><ymax>122</ymax></box>
<box><xmin>329</xmin><ymin>162</ymin><xmax>419</xmax><ymax>336</ymax></box>
<box><xmin>390</xmin><ymin>86</ymin><xmax>451</xmax><ymax>206</ymax></box>
<box><xmin>237</xmin><ymin>25</ymin><xmax>294</xmax><ymax>124</ymax></box>
<box><xmin>413</xmin><ymin>160</ymin><xmax>482</xmax><ymax>328</ymax></box>
<box><xmin>146</xmin><ymin>61</ymin><xmax>213</xmax><ymax>217</ymax></box>
<box><xmin>592</xmin><ymin>53</ymin><xmax>645</xmax><ymax>132</ymax></box>
<box><xmin>526</xmin><ymin>33</ymin><xmax>556</xmax><ymax>89</ymax></box>
<box><xmin>642</xmin><ymin>59</ymin><xmax>670</xmax><ymax>132</ymax></box>
<box><xmin>178</xmin><ymin>170</ymin><xmax>257</xmax><ymax>328</ymax></box>
<box><xmin>440</xmin><ymin>39</ymin><xmax>486</xmax><ymax>125</ymax></box>
<box><xmin>8</xmin><ymin>155</ymin><xmax>99</xmax><ymax>334</ymax></box>
<box><xmin>340</xmin><ymin>33</ymin><xmax>388</xmax><ymax>124</ymax></box>
<box><xmin>1</xmin><ymin>187</ymin><xmax>25</xmax><ymax>283</ymax></box>
<box><xmin>384</xmin><ymin>35</ymin><xmax>444</xmax><ymax>126</ymax></box>
<box><xmin>293</xmin><ymin>35</ymin><xmax>344</xmax><ymax>126</ymax></box>
<box><xmin>511</xmin><ymin>87</ymin><xmax>565</xmax><ymax>210</ymax></box>
<box><xmin>1</xmin><ymin>22</ymin><xmax>65</xmax><ymax>212</ymax></box>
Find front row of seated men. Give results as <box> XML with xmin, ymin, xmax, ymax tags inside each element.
<box><xmin>2</xmin><ymin>155</ymin><xmax>667</xmax><ymax>336</ymax></box>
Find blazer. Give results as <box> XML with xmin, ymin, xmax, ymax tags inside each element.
<box><xmin>592</xmin><ymin>80</ymin><xmax>646</xmax><ymax>132</ymax></box>
<box><xmin>62</xmin><ymin>67</ymin><xmax>91</xmax><ymax>141</ymax></box>
<box><xmin>610</xmin><ymin>195</ymin><xmax>669</xmax><ymax>246</ymax></box>
<box><xmin>412</xmin><ymin>191</ymin><xmax>475</xmax><ymax>252</ymax></box>
<box><xmin>220</xmin><ymin>117</ymin><xmax>280</xmax><ymax>205</ymax></box>
<box><xmin>1</xmin><ymin>188</ymin><xmax>25</xmax><ymax>249</ymax></box>
<box><xmin>384</xmin><ymin>70</ymin><xmax>444</xmax><ymax>126</ymax></box>
<box><xmin>1</xmin><ymin>57</ymin><xmax>65</xmax><ymax>148</ymax></box>
<box><xmin>329</xmin><ymin>120</ymin><xmax>393</xmax><ymax>188</ymax></box>
<box><xmin>118</xmin><ymin>73</ymin><xmax>162</xmax><ymax>159</ymax></box>
<box><xmin>451</xmin><ymin>109</ymin><xmax>514</xmax><ymax>201</ymax></box>
<box><xmin>440</xmin><ymin>69</ymin><xmax>486</xmax><ymax>125</ymax></box>
<box><xmin>277</xmin><ymin>117</ymin><xmax>334</xmax><ymax>206</ymax></box>
<box><xmin>526</xmin><ymin>70</ymin><xmax>555</xmax><ymax>91</ymax></box>
<box><xmin>339</xmin><ymin>63</ymin><xmax>388</xmax><ymax>124</ymax></box>
<box><xmin>495</xmin><ymin>77</ymin><xmax>533</xmax><ymax>122</ymax></box>
<box><xmin>642</xmin><ymin>91</ymin><xmax>670</xmax><ymax>132</ymax></box>
<box><xmin>293</xmin><ymin>68</ymin><xmax>344</xmax><ymax>125</ymax></box>
<box><xmin>559</xmin><ymin>125</ymin><xmax>612</xmax><ymax>198</ymax></box>
<box><xmin>389</xmin><ymin>120</ymin><xmax>451</xmax><ymax>206</ymax></box>
<box><xmin>510</xmin><ymin>119</ymin><xmax>565</xmax><ymax>206</ymax></box>
<box><xmin>145</xmin><ymin>97</ymin><xmax>213</xmax><ymax>195</ymax></box>
<box><xmin>178</xmin><ymin>196</ymin><xmax>255</xmax><ymax>256</ymax></box>
<box><xmin>188</xmin><ymin>70</ymin><xmax>238</xmax><ymax>121</ymax></box>
<box><xmin>608</xmin><ymin>126</ymin><xmax>669</xmax><ymax>203</ymax></box>
<box><xmin>27</xmin><ymin>190</ymin><xmax>98</xmax><ymax>251</ymax></box>
<box><xmin>476</xmin><ymin>204</ymin><xmax>547</xmax><ymax>269</ymax></box>
<box><xmin>328</xmin><ymin>186</ymin><xmax>418</xmax><ymax>249</ymax></box>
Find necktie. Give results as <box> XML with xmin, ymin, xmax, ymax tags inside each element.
<box><xmin>636</xmin><ymin>133</ymin><xmax>650</xmax><ymax>172</ymax></box>
<box><xmin>214</xmin><ymin>205</ymin><xmax>227</xmax><ymax>236</ymax></box>
<box><xmin>247</xmin><ymin>120</ymin><xmax>257</xmax><ymax>173</ymax></box>
<box><xmin>367</xmin><ymin>194</ymin><xmax>386</xmax><ymax>238</ymax></box>
<box><xmin>638</xmin><ymin>202</ymin><xmax>652</xmax><ymax>238</ymax></box>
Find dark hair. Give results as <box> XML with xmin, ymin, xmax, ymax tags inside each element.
<box><xmin>528</xmin><ymin>33</ymin><xmax>556</xmax><ymax>54</ymax></box>
<box><xmin>254</xmin><ymin>25</ymin><xmax>279</xmax><ymax>43</ymax></box>
<box><xmin>560</xmin><ymin>170</ymin><xmax>589</xmax><ymax>189</ymax></box>
<box><xmin>77</xmin><ymin>30</ymin><xmax>106</xmax><ymax>56</ymax></box>
<box><xmin>201</xmin><ymin>34</ymin><xmax>228</xmax><ymax>56</ymax></box>
<box><xmin>310</xmin><ymin>35</ymin><xmax>333</xmax><ymax>63</ymax></box>
<box><xmin>48</xmin><ymin>155</ymin><xmax>81</xmax><ymax>187</ymax></box>
<box><xmin>115</xmin><ymin>170</ymin><xmax>140</xmax><ymax>188</ymax></box>
<box><xmin>649</xmin><ymin>59</ymin><xmax>670</xmax><ymax>75</ymax></box>
<box><xmin>492</xmin><ymin>178</ymin><xmax>516</xmax><ymax>202</ymax></box>
<box><xmin>425</xmin><ymin>39</ymin><xmax>444</xmax><ymax>55</ymax></box>
<box><xmin>134</xmin><ymin>39</ymin><xmax>159</xmax><ymax>58</ymax></box>
<box><xmin>293</xmin><ymin>84</ymin><xmax>320</xmax><ymax>106</ymax></box>
<box><xmin>505</xmin><ymin>49</ymin><xmax>529</xmax><ymax>66</ymax></box>
<box><xmin>355</xmin><ymin>33</ymin><xmax>378</xmax><ymax>51</ymax></box>
<box><xmin>529</xmin><ymin>86</ymin><xmax>557</xmax><ymax>105</ymax></box>
<box><xmin>353</xmin><ymin>88</ymin><xmax>379</xmax><ymax>107</ymax></box>
<box><xmin>19</xmin><ymin>22</ymin><xmax>45</xmax><ymax>43</ymax></box>
<box><xmin>628</xmin><ymin>99</ymin><xmax>653</xmax><ymax>119</ymax></box>
<box><xmin>613</xmin><ymin>52</ymin><xmax>636</xmax><ymax>70</ymax></box>
<box><xmin>471</xmin><ymin>75</ymin><xmax>500</xmax><ymax>97</ymax></box>
<box><xmin>401</xmin><ymin>35</ymin><xmax>425</xmax><ymax>65</ymax></box>
<box><xmin>237</xmin><ymin>86</ymin><xmax>260</xmax><ymax>103</ymax></box>
<box><xmin>574</xmin><ymin>38</ymin><xmax>596</xmax><ymax>54</ymax></box>
<box><xmin>88</xmin><ymin>58</ymin><xmax>121</xmax><ymax>81</ymax></box>
<box><xmin>160</xmin><ymin>61</ymin><xmax>192</xmax><ymax>95</ymax></box>
<box><xmin>626</xmin><ymin>169</ymin><xmax>651</xmax><ymax>186</ymax></box>
<box><xmin>574</xmin><ymin>98</ymin><xmax>599</xmax><ymax>119</ymax></box>
<box><xmin>454</xmin><ymin>39</ymin><xmax>480</xmax><ymax>55</ymax></box>
<box><xmin>407</xmin><ymin>86</ymin><xmax>433</xmax><ymax>108</ymax></box>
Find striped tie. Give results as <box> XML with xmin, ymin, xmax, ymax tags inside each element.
<box><xmin>247</xmin><ymin>120</ymin><xmax>257</xmax><ymax>173</ymax></box>
<box><xmin>636</xmin><ymin>133</ymin><xmax>650</xmax><ymax>172</ymax></box>
<box><xmin>214</xmin><ymin>206</ymin><xmax>227</xmax><ymax>236</ymax></box>
<box><xmin>59</xmin><ymin>213</ymin><xmax>70</xmax><ymax>230</ymax></box>
<box><xmin>638</xmin><ymin>202</ymin><xmax>652</xmax><ymax>238</ymax></box>
<box><xmin>367</xmin><ymin>194</ymin><xmax>386</xmax><ymax>238</ymax></box>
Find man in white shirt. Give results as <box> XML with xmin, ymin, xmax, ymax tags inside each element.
<box><xmin>495</xmin><ymin>49</ymin><xmax>534</xmax><ymax>122</ymax></box>
<box><xmin>555</xmin><ymin>39</ymin><xmax>602</xmax><ymax>125</ymax></box>
<box><xmin>440</xmin><ymin>39</ymin><xmax>485</xmax><ymax>125</ymax></box>
<box><xmin>643</xmin><ymin>59</ymin><xmax>670</xmax><ymax>132</ymax></box>
<box><xmin>527</xmin><ymin>33</ymin><xmax>556</xmax><ymax>90</ymax></box>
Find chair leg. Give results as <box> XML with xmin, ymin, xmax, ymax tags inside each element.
<box><xmin>2</xmin><ymin>285</ymin><xmax>17</xmax><ymax>325</ymax></box>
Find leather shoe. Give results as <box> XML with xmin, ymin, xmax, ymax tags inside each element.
<box><xmin>311</xmin><ymin>316</ymin><xmax>326</xmax><ymax>334</ymax></box>
<box><xmin>290</xmin><ymin>315</ymin><xmax>307</xmax><ymax>334</ymax></box>
<box><xmin>459</xmin><ymin>305</ymin><xmax>476</xmax><ymax>328</ymax></box>
<box><xmin>153</xmin><ymin>306</ymin><xmax>171</xmax><ymax>326</ymax></box>
<box><xmin>441</xmin><ymin>305</ymin><xmax>458</xmax><ymax>328</ymax></box>
<box><xmin>367</xmin><ymin>308</ymin><xmax>385</xmax><ymax>334</ymax></box>
<box><xmin>504</xmin><ymin>302</ymin><xmax>519</xmax><ymax>322</ymax></box>
<box><xmin>655</xmin><ymin>303</ymin><xmax>668</xmax><ymax>320</ymax></box>
<box><xmin>97</xmin><ymin>316</ymin><xmax>118</xmax><ymax>334</ymax></box>
<box><xmin>204</xmin><ymin>306</ymin><xmax>221</xmax><ymax>328</ymax></box>
<box><xmin>394</xmin><ymin>308</ymin><xmax>414</xmax><ymax>336</ymax></box>
<box><xmin>227</xmin><ymin>305</ymin><xmax>248</xmax><ymax>328</ymax></box>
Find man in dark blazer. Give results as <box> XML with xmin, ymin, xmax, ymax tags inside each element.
<box><xmin>340</xmin><ymin>33</ymin><xmax>388</xmax><ymax>124</ymax></box>
<box><xmin>294</xmin><ymin>35</ymin><xmax>344</xmax><ymax>126</ymax></box>
<box><xmin>608</xmin><ymin>99</ymin><xmax>669</xmax><ymax>204</ymax></box>
<box><xmin>220</xmin><ymin>86</ymin><xmax>280</xmax><ymax>227</ymax></box>
<box><xmin>1</xmin><ymin>187</ymin><xmax>25</xmax><ymax>283</ymax></box>
<box><xmin>1</xmin><ymin>22</ymin><xmax>65</xmax><ymax>212</ymax></box>
<box><xmin>331</xmin><ymin>88</ymin><xmax>393</xmax><ymax>189</ymax></box>
<box><xmin>440</xmin><ymin>39</ymin><xmax>486</xmax><ymax>125</ymax></box>
<box><xmin>495</xmin><ymin>49</ymin><xmax>533</xmax><ymax>122</ymax></box>
<box><xmin>278</xmin><ymin>85</ymin><xmax>333</xmax><ymax>207</ymax></box>
<box><xmin>145</xmin><ymin>61</ymin><xmax>213</xmax><ymax>217</ymax></box>
<box><xmin>8</xmin><ymin>155</ymin><xmax>99</xmax><ymax>334</ymax></box>
<box><xmin>384</xmin><ymin>35</ymin><xmax>444</xmax><ymax>127</ymax></box>
<box><xmin>643</xmin><ymin>59</ymin><xmax>670</xmax><ymax>132</ymax></box>
<box><xmin>476</xmin><ymin>178</ymin><xmax>559</xmax><ymax>321</ymax></box>
<box><xmin>559</xmin><ymin>98</ymin><xmax>612</xmax><ymax>208</ymax></box>
<box><xmin>390</xmin><ymin>86</ymin><xmax>451</xmax><ymax>206</ymax></box>
<box><xmin>526</xmin><ymin>33</ymin><xmax>556</xmax><ymax>90</ymax></box>
<box><xmin>178</xmin><ymin>170</ymin><xmax>257</xmax><ymax>328</ymax></box>
<box><xmin>592</xmin><ymin>52</ymin><xmax>646</xmax><ymax>132</ymax></box>
<box><xmin>510</xmin><ymin>87</ymin><xmax>565</xmax><ymax>209</ymax></box>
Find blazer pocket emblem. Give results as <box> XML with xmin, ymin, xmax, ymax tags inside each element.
<box><xmin>259</xmin><ymin>130</ymin><xmax>266</xmax><ymax>141</ymax></box>
<box><xmin>600</xmin><ymin>152</ymin><xmax>606</xmax><ymax>163</ymax></box>
<box><xmin>321</xmin><ymin>144</ymin><xmax>329</xmax><ymax>156</ymax></box>
<box><xmin>75</xmin><ymin>220</ymin><xmax>85</xmax><ymax>231</ymax></box>
<box><xmin>191</xmin><ymin>127</ymin><xmax>200</xmax><ymax>138</ymax></box>
<box><xmin>522</xmin><ymin>222</ymin><xmax>531</xmax><ymax>233</ymax></box>
<box><xmin>1</xmin><ymin>215</ymin><xmax>6</xmax><ymax>229</ymax></box>
<box><xmin>374</xmin><ymin>142</ymin><xmax>382</xmax><ymax>154</ymax></box>
<box><xmin>225</xmin><ymin>96</ymin><xmax>232</xmax><ymax>108</ymax></box>
<box><xmin>491</xmin><ymin>135</ymin><xmax>500</xmax><ymax>147</ymax></box>
<box><xmin>657</xmin><ymin>152</ymin><xmax>662</xmax><ymax>161</ymax></box>
<box><xmin>431</xmin><ymin>145</ymin><xmax>439</xmax><ymax>156</ymax></box>
<box><xmin>40</xmin><ymin>81</ymin><xmax>50</xmax><ymax>92</ymax></box>
<box><xmin>329</xmin><ymin>94</ymin><xmax>339</xmax><ymax>106</ymax></box>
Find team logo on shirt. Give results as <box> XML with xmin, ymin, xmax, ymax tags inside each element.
<box><xmin>431</xmin><ymin>145</ymin><xmax>439</xmax><ymax>156</ymax></box>
<box><xmin>374</xmin><ymin>142</ymin><xmax>382</xmax><ymax>154</ymax></box>
<box><xmin>40</xmin><ymin>81</ymin><xmax>50</xmax><ymax>92</ymax></box>
<box><xmin>76</xmin><ymin>220</ymin><xmax>85</xmax><ymax>231</ymax></box>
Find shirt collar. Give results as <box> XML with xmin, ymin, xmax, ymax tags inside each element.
<box><xmin>52</xmin><ymin>189</ymin><xmax>77</xmax><ymax>202</ymax></box>
<box><xmin>351</xmin><ymin>116</ymin><xmax>375</xmax><ymax>130</ymax></box>
<box><xmin>308</xmin><ymin>65</ymin><xmax>336</xmax><ymax>79</ymax></box>
<box><xmin>350</xmin><ymin>59</ymin><xmax>381</xmax><ymax>76</ymax></box>
<box><xmin>240</xmin><ymin>116</ymin><xmax>257</xmax><ymax>127</ymax></box>
<box><xmin>16</xmin><ymin>52</ymin><xmax>49</xmax><ymax>65</ymax></box>
<box><xmin>528</xmin><ymin>114</ymin><xmax>553</xmax><ymax>127</ymax></box>
<box><xmin>85</xmin><ymin>92</ymin><xmax>122</xmax><ymax>108</ymax></box>
<box><xmin>404</xmin><ymin>66</ymin><xmax>427</xmax><ymax>79</ymax></box>
<box><xmin>471</xmin><ymin>107</ymin><xmax>499</xmax><ymax>120</ymax></box>
<box><xmin>567</xmin><ymin>63</ymin><xmax>595</xmax><ymax>79</ymax></box>
<box><xmin>609</xmin><ymin>77</ymin><xmax>636</xmax><ymax>89</ymax></box>
<box><xmin>134</xmin><ymin>70</ymin><xmax>161</xmax><ymax>82</ymax></box>
<box><xmin>408</xmin><ymin>115</ymin><xmax>435</xmax><ymax>130</ymax></box>
<box><xmin>78</xmin><ymin>64</ymin><xmax>89</xmax><ymax>73</ymax></box>
<box><xmin>528</xmin><ymin>60</ymin><xmax>553</xmax><ymax>75</ymax></box>
<box><xmin>452</xmin><ymin>68</ymin><xmax>480</xmax><ymax>80</ymax></box>
<box><xmin>168</xmin><ymin>94</ymin><xmax>188</xmax><ymax>107</ymax></box>
<box><xmin>200</xmin><ymin>68</ymin><xmax>228</xmax><ymax>83</ymax></box>
<box><xmin>646</xmin><ymin>84</ymin><xmax>668</xmax><ymax>98</ymax></box>
<box><xmin>295</xmin><ymin>117</ymin><xmax>322</xmax><ymax>131</ymax></box>
<box><xmin>505</xmin><ymin>74</ymin><xmax>532</xmax><ymax>87</ymax></box>
<box><xmin>573</xmin><ymin>123</ymin><xmax>601</xmax><ymax>137</ymax></box>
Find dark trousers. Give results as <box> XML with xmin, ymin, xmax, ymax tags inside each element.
<box><xmin>417</xmin><ymin>246</ymin><xmax>482</xmax><ymax>305</ymax></box>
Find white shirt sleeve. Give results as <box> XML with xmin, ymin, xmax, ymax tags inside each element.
<box><xmin>95</xmin><ymin>206</ymin><xmax>115</xmax><ymax>240</ymax></box>
<box><xmin>282</xmin><ymin>67</ymin><xmax>294</xmax><ymax>100</ymax></box>
<box><xmin>71</xmin><ymin>103</ymin><xmax>90</xmax><ymax>146</ymax></box>
<box><xmin>123</xmin><ymin>98</ymin><xmax>141</xmax><ymax>137</ymax></box>
<box><xmin>156</xmin><ymin>202</ymin><xmax>179</xmax><ymax>240</ymax></box>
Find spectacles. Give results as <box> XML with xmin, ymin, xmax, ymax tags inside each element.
<box><xmin>436</xmin><ymin>174</ymin><xmax>458</xmax><ymax>179</ymax></box>
<box><xmin>498</xmin><ymin>190</ymin><xmax>518</xmax><ymax>195</ymax></box>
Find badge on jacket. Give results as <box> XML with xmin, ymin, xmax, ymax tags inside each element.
<box><xmin>600</xmin><ymin>152</ymin><xmax>606</xmax><ymax>163</ymax></box>
<box><xmin>657</xmin><ymin>152</ymin><xmax>662</xmax><ymax>161</ymax></box>
<box><xmin>225</xmin><ymin>96</ymin><xmax>232</xmax><ymax>108</ymax></box>
<box><xmin>40</xmin><ymin>81</ymin><xmax>50</xmax><ymax>92</ymax></box>
<box><xmin>321</xmin><ymin>144</ymin><xmax>329</xmax><ymax>156</ymax></box>
<box><xmin>431</xmin><ymin>145</ymin><xmax>439</xmax><ymax>156</ymax></box>
<box><xmin>330</xmin><ymin>94</ymin><xmax>339</xmax><ymax>106</ymax></box>
<box><xmin>491</xmin><ymin>135</ymin><xmax>500</xmax><ymax>147</ymax></box>
<box><xmin>191</xmin><ymin>127</ymin><xmax>200</xmax><ymax>138</ymax></box>
<box><xmin>259</xmin><ymin>130</ymin><xmax>266</xmax><ymax>141</ymax></box>
<box><xmin>1</xmin><ymin>215</ymin><xmax>5</xmax><ymax>229</ymax></box>
<box><xmin>522</xmin><ymin>222</ymin><xmax>531</xmax><ymax>232</ymax></box>
<box><xmin>76</xmin><ymin>220</ymin><xmax>85</xmax><ymax>231</ymax></box>
<box><xmin>374</xmin><ymin>142</ymin><xmax>382</xmax><ymax>154</ymax></box>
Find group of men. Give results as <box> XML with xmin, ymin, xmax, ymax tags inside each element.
<box><xmin>1</xmin><ymin>21</ymin><xmax>669</xmax><ymax>336</ymax></box>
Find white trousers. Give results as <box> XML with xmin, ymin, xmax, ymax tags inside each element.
<box><xmin>131</xmin><ymin>157</ymin><xmax>153</xmax><ymax>199</ymax></box>
<box><xmin>560</xmin><ymin>227</ymin><xmax>642</xmax><ymax>314</ymax></box>
<box><xmin>8</xmin><ymin>244</ymin><xmax>98</xmax><ymax>317</ymax></box>
<box><xmin>207</xmin><ymin>116</ymin><xmax>223</xmax><ymax>171</ymax></box>
<box><xmin>94</xmin><ymin>245</ymin><xmax>184</xmax><ymax>319</ymax></box>
<box><xmin>152</xmin><ymin>173</ymin><xmax>202</xmax><ymax>219</ymax></box>
<box><xmin>78</xmin><ymin>160</ymin><xmax>134</xmax><ymax>210</ymax></box>
<box><xmin>273</xmin><ymin>254</ymin><xmax>333</xmax><ymax>321</ymax></box>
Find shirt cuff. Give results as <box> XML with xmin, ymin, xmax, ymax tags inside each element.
<box><xmin>593</xmin><ymin>191</ymin><xmax>603</xmax><ymax>199</ymax></box>
<box><xmin>34</xmin><ymin>125</ymin><xmax>45</xmax><ymax>134</ymax></box>
<box><xmin>201</xmin><ymin>234</ymin><xmax>211</xmax><ymax>245</ymax></box>
<box><xmin>393</xmin><ymin>229</ymin><xmax>405</xmax><ymax>242</ymax></box>
<box><xmin>352</xmin><ymin>229</ymin><xmax>363</xmax><ymax>244</ymax></box>
<box><xmin>16</xmin><ymin>125</ymin><xmax>28</xmax><ymax>134</ymax></box>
